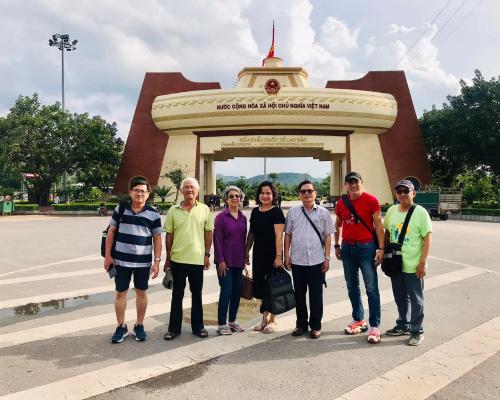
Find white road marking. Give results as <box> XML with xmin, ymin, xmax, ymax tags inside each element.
<box><xmin>0</xmin><ymin>255</ymin><xmax>102</xmax><ymax>279</ymax></box>
<box><xmin>0</xmin><ymin>269</ymin><xmax>344</xmax><ymax>348</ymax></box>
<box><xmin>0</xmin><ymin>265</ymin><xmax>487</xmax><ymax>399</ymax></box>
<box><xmin>335</xmin><ymin>315</ymin><xmax>500</xmax><ymax>400</ymax></box>
<box><xmin>0</xmin><ymin>269</ymin><xmax>216</xmax><ymax>309</ymax></box>
<box><xmin>0</xmin><ymin>269</ymin><xmax>103</xmax><ymax>287</ymax></box>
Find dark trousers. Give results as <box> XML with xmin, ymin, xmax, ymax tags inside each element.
<box><xmin>216</xmin><ymin>266</ymin><xmax>243</xmax><ymax>325</ymax></box>
<box><xmin>390</xmin><ymin>272</ymin><xmax>424</xmax><ymax>334</ymax></box>
<box><xmin>291</xmin><ymin>263</ymin><xmax>324</xmax><ymax>331</ymax></box>
<box><xmin>168</xmin><ymin>262</ymin><xmax>204</xmax><ymax>334</ymax></box>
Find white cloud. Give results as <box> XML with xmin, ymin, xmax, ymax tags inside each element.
<box><xmin>320</xmin><ymin>16</ymin><xmax>359</xmax><ymax>52</ymax></box>
<box><xmin>387</xmin><ymin>24</ymin><xmax>417</xmax><ymax>34</ymax></box>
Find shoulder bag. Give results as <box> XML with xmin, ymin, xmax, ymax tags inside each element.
<box><xmin>381</xmin><ymin>204</ymin><xmax>416</xmax><ymax>277</ymax></box>
<box><xmin>301</xmin><ymin>207</ymin><xmax>325</xmax><ymax>247</ymax></box>
<box><xmin>341</xmin><ymin>194</ymin><xmax>379</xmax><ymax>248</ymax></box>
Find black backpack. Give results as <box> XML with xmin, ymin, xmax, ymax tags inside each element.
<box><xmin>100</xmin><ymin>202</ymin><xmax>127</xmax><ymax>258</ymax></box>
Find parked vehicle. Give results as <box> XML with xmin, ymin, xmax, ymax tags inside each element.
<box><xmin>97</xmin><ymin>204</ymin><xmax>108</xmax><ymax>217</ymax></box>
<box><xmin>414</xmin><ymin>188</ymin><xmax>462</xmax><ymax>220</ymax></box>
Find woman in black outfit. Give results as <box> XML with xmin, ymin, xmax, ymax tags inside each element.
<box><xmin>245</xmin><ymin>181</ymin><xmax>285</xmax><ymax>333</ymax></box>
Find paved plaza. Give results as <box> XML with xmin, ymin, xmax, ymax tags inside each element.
<box><xmin>0</xmin><ymin>212</ymin><xmax>499</xmax><ymax>399</ymax></box>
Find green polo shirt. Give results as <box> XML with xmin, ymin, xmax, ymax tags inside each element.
<box><xmin>383</xmin><ymin>204</ymin><xmax>432</xmax><ymax>273</ymax></box>
<box><xmin>164</xmin><ymin>201</ymin><xmax>214</xmax><ymax>265</ymax></box>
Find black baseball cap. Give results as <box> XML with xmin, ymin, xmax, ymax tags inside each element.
<box><xmin>344</xmin><ymin>171</ymin><xmax>362</xmax><ymax>182</ymax></box>
<box><xmin>394</xmin><ymin>179</ymin><xmax>415</xmax><ymax>191</ymax></box>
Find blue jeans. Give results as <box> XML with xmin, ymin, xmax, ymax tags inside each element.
<box><xmin>341</xmin><ymin>241</ymin><xmax>381</xmax><ymax>327</ymax></box>
<box><xmin>216</xmin><ymin>266</ymin><xmax>243</xmax><ymax>325</ymax></box>
<box><xmin>390</xmin><ymin>272</ymin><xmax>424</xmax><ymax>334</ymax></box>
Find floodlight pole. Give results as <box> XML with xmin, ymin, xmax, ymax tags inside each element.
<box><xmin>49</xmin><ymin>33</ymin><xmax>78</xmax><ymax>200</ymax></box>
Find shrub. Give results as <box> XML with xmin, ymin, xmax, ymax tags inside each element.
<box><xmin>13</xmin><ymin>204</ymin><xmax>39</xmax><ymax>211</ymax></box>
<box><xmin>53</xmin><ymin>202</ymin><xmax>118</xmax><ymax>211</ymax></box>
<box><xmin>461</xmin><ymin>208</ymin><xmax>500</xmax><ymax>216</ymax></box>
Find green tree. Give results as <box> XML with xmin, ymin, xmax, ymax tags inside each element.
<box><xmin>317</xmin><ymin>175</ymin><xmax>331</xmax><ymax>198</ymax></box>
<box><xmin>154</xmin><ymin>186</ymin><xmax>173</xmax><ymax>202</ymax></box>
<box><xmin>1</xmin><ymin>94</ymin><xmax>124</xmax><ymax>205</ymax></box>
<box><xmin>2</xmin><ymin>95</ymin><xmax>76</xmax><ymax>205</ymax></box>
<box><xmin>74</xmin><ymin>114</ymin><xmax>124</xmax><ymax>193</ymax></box>
<box><xmin>164</xmin><ymin>163</ymin><xmax>188</xmax><ymax>202</ymax></box>
<box><xmin>268</xmin><ymin>172</ymin><xmax>279</xmax><ymax>183</ymax></box>
<box><xmin>420</xmin><ymin>70</ymin><xmax>500</xmax><ymax>186</ymax></box>
<box><xmin>216</xmin><ymin>178</ymin><xmax>225</xmax><ymax>195</ymax></box>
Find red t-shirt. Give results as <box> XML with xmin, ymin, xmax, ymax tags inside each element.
<box><xmin>335</xmin><ymin>192</ymin><xmax>381</xmax><ymax>242</ymax></box>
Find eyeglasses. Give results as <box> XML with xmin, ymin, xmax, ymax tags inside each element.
<box><xmin>228</xmin><ymin>194</ymin><xmax>241</xmax><ymax>199</ymax></box>
<box><xmin>299</xmin><ymin>189</ymin><xmax>315</xmax><ymax>194</ymax></box>
<box><xmin>396</xmin><ymin>188</ymin><xmax>410</xmax><ymax>195</ymax></box>
<box><xmin>132</xmin><ymin>189</ymin><xmax>148</xmax><ymax>194</ymax></box>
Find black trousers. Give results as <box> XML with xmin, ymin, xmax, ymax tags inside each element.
<box><xmin>291</xmin><ymin>263</ymin><xmax>324</xmax><ymax>331</ymax></box>
<box><xmin>168</xmin><ymin>262</ymin><xmax>204</xmax><ymax>334</ymax></box>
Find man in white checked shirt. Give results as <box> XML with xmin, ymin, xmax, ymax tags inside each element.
<box><xmin>284</xmin><ymin>180</ymin><xmax>335</xmax><ymax>339</ymax></box>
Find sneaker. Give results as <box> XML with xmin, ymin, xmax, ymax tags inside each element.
<box><xmin>133</xmin><ymin>324</ymin><xmax>148</xmax><ymax>341</ymax></box>
<box><xmin>344</xmin><ymin>320</ymin><xmax>368</xmax><ymax>335</ymax></box>
<box><xmin>367</xmin><ymin>327</ymin><xmax>381</xmax><ymax>344</ymax></box>
<box><xmin>228</xmin><ymin>322</ymin><xmax>245</xmax><ymax>332</ymax></box>
<box><xmin>408</xmin><ymin>333</ymin><xmax>424</xmax><ymax>346</ymax></box>
<box><xmin>111</xmin><ymin>324</ymin><xmax>128</xmax><ymax>343</ymax></box>
<box><xmin>385</xmin><ymin>326</ymin><xmax>410</xmax><ymax>336</ymax></box>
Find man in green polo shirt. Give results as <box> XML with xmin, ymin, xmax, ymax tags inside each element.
<box><xmin>383</xmin><ymin>179</ymin><xmax>432</xmax><ymax>346</ymax></box>
<box><xmin>163</xmin><ymin>177</ymin><xmax>213</xmax><ymax>340</ymax></box>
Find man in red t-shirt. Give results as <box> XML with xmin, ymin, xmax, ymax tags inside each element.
<box><xmin>334</xmin><ymin>172</ymin><xmax>384</xmax><ymax>344</ymax></box>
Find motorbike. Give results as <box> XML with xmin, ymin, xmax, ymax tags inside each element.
<box><xmin>97</xmin><ymin>204</ymin><xmax>108</xmax><ymax>216</ymax></box>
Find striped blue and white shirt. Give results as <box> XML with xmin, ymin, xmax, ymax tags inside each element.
<box><xmin>109</xmin><ymin>203</ymin><xmax>162</xmax><ymax>268</ymax></box>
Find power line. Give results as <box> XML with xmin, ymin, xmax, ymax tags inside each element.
<box><xmin>434</xmin><ymin>0</ymin><xmax>485</xmax><ymax>46</ymax></box>
<box><xmin>431</xmin><ymin>0</ymin><xmax>468</xmax><ymax>42</ymax></box>
<box><xmin>392</xmin><ymin>0</ymin><xmax>454</xmax><ymax>68</ymax></box>
<box><xmin>402</xmin><ymin>0</ymin><xmax>469</xmax><ymax>67</ymax></box>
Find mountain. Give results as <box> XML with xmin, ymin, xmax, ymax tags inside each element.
<box><xmin>217</xmin><ymin>172</ymin><xmax>322</xmax><ymax>186</ymax></box>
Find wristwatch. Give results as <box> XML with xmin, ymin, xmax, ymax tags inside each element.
<box><xmin>377</xmin><ymin>248</ymin><xmax>384</xmax><ymax>251</ymax></box>
<box><xmin>334</xmin><ymin>244</ymin><xmax>340</xmax><ymax>249</ymax></box>
<box><xmin>325</xmin><ymin>256</ymin><xmax>332</xmax><ymax>261</ymax></box>
<box><xmin>154</xmin><ymin>257</ymin><xmax>161</xmax><ymax>261</ymax></box>
<box><xmin>205</xmin><ymin>253</ymin><xmax>210</xmax><ymax>257</ymax></box>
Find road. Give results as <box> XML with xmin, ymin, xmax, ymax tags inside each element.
<box><xmin>0</xmin><ymin>212</ymin><xmax>499</xmax><ymax>400</ymax></box>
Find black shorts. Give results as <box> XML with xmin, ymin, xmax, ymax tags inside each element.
<box><xmin>115</xmin><ymin>265</ymin><xmax>151</xmax><ymax>292</ymax></box>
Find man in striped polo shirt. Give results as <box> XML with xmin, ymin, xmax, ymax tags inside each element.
<box><xmin>104</xmin><ymin>176</ymin><xmax>162</xmax><ymax>343</ymax></box>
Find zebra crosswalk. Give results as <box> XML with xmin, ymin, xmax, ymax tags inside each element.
<box><xmin>1</xmin><ymin>258</ymin><xmax>498</xmax><ymax>400</ymax></box>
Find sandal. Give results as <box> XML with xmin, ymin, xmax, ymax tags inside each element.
<box><xmin>262</xmin><ymin>322</ymin><xmax>277</xmax><ymax>334</ymax></box>
<box><xmin>228</xmin><ymin>322</ymin><xmax>245</xmax><ymax>332</ymax></box>
<box><xmin>164</xmin><ymin>332</ymin><xmax>178</xmax><ymax>341</ymax></box>
<box><xmin>217</xmin><ymin>325</ymin><xmax>232</xmax><ymax>335</ymax></box>
<box><xmin>253</xmin><ymin>320</ymin><xmax>267</xmax><ymax>331</ymax></box>
<box><xmin>194</xmin><ymin>328</ymin><xmax>208</xmax><ymax>338</ymax></box>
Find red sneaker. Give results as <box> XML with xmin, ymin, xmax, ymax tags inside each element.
<box><xmin>344</xmin><ymin>320</ymin><xmax>368</xmax><ymax>335</ymax></box>
<box><xmin>367</xmin><ymin>327</ymin><xmax>381</xmax><ymax>344</ymax></box>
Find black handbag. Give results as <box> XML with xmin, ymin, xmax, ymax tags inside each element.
<box><xmin>101</xmin><ymin>202</ymin><xmax>127</xmax><ymax>258</ymax></box>
<box><xmin>267</xmin><ymin>269</ymin><xmax>296</xmax><ymax>315</ymax></box>
<box><xmin>381</xmin><ymin>204</ymin><xmax>416</xmax><ymax>277</ymax></box>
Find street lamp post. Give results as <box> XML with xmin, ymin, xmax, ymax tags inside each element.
<box><xmin>49</xmin><ymin>33</ymin><xmax>78</xmax><ymax>198</ymax></box>
<box><xmin>49</xmin><ymin>33</ymin><xmax>77</xmax><ymax>110</ymax></box>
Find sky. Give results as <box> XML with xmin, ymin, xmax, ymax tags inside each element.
<box><xmin>1</xmin><ymin>0</ymin><xmax>498</xmax><ymax>178</ymax></box>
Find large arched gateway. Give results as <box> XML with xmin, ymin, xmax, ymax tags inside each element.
<box><xmin>114</xmin><ymin>55</ymin><xmax>432</xmax><ymax>204</ymax></box>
